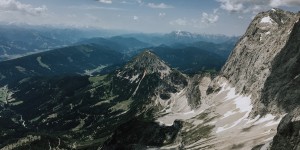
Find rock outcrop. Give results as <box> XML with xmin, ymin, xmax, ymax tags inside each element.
<box><xmin>221</xmin><ymin>9</ymin><xmax>300</xmax><ymax>116</ymax></box>
<box><xmin>271</xmin><ymin>108</ymin><xmax>300</xmax><ymax>150</ymax></box>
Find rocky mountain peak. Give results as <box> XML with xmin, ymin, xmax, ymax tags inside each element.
<box><xmin>244</xmin><ymin>9</ymin><xmax>299</xmax><ymax>37</ymax></box>
<box><xmin>173</xmin><ymin>30</ymin><xmax>193</xmax><ymax>37</ymax></box>
<box><xmin>120</xmin><ymin>50</ymin><xmax>171</xmax><ymax>78</ymax></box>
<box><xmin>260</xmin><ymin>8</ymin><xmax>296</xmax><ymax>24</ymax></box>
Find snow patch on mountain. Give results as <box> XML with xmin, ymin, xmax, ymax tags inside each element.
<box><xmin>214</xmin><ymin>83</ymin><xmax>253</xmax><ymax>133</ymax></box>
<box><xmin>261</xmin><ymin>16</ymin><xmax>273</xmax><ymax>24</ymax></box>
<box><xmin>170</xmin><ymin>79</ymin><xmax>286</xmax><ymax>149</ymax></box>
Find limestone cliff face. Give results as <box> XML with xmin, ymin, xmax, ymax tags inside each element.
<box><xmin>216</xmin><ymin>9</ymin><xmax>300</xmax><ymax>150</ymax></box>
<box><xmin>260</xmin><ymin>19</ymin><xmax>300</xmax><ymax>113</ymax></box>
<box><xmin>266</xmin><ymin>23</ymin><xmax>300</xmax><ymax>149</ymax></box>
<box><xmin>271</xmin><ymin>108</ymin><xmax>300</xmax><ymax>150</ymax></box>
<box><xmin>221</xmin><ymin>9</ymin><xmax>300</xmax><ymax>115</ymax></box>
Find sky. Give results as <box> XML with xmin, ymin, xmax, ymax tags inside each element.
<box><xmin>0</xmin><ymin>0</ymin><xmax>300</xmax><ymax>36</ymax></box>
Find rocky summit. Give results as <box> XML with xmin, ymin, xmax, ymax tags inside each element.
<box><xmin>0</xmin><ymin>9</ymin><xmax>300</xmax><ymax>150</ymax></box>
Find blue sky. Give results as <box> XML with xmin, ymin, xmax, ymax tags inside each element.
<box><xmin>0</xmin><ymin>0</ymin><xmax>300</xmax><ymax>35</ymax></box>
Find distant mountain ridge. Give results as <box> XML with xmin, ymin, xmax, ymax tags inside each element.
<box><xmin>77</xmin><ymin>36</ymin><xmax>151</xmax><ymax>54</ymax></box>
<box><xmin>0</xmin><ymin>24</ymin><xmax>238</xmax><ymax>68</ymax></box>
<box><xmin>121</xmin><ymin>30</ymin><xmax>239</xmax><ymax>46</ymax></box>
<box><xmin>75</xmin><ymin>36</ymin><xmax>234</xmax><ymax>74</ymax></box>
<box><xmin>0</xmin><ymin>25</ymin><xmax>128</xmax><ymax>61</ymax></box>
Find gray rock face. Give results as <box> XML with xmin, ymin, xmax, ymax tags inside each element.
<box><xmin>186</xmin><ymin>74</ymin><xmax>212</xmax><ymax>109</ymax></box>
<box><xmin>271</xmin><ymin>108</ymin><xmax>300</xmax><ymax>150</ymax></box>
<box><xmin>260</xmin><ymin>19</ymin><xmax>300</xmax><ymax>113</ymax></box>
<box><xmin>221</xmin><ymin>9</ymin><xmax>300</xmax><ymax>116</ymax></box>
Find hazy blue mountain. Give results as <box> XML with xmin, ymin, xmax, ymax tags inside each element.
<box><xmin>170</xmin><ymin>40</ymin><xmax>236</xmax><ymax>59</ymax></box>
<box><xmin>121</xmin><ymin>31</ymin><xmax>239</xmax><ymax>46</ymax></box>
<box><xmin>77</xmin><ymin>36</ymin><xmax>230</xmax><ymax>74</ymax></box>
<box><xmin>0</xmin><ymin>24</ymin><xmax>128</xmax><ymax>61</ymax></box>
<box><xmin>0</xmin><ymin>44</ymin><xmax>124</xmax><ymax>86</ymax></box>
<box><xmin>141</xmin><ymin>45</ymin><xmax>226</xmax><ymax>74</ymax></box>
<box><xmin>77</xmin><ymin>36</ymin><xmax>151</xmax><ymax>54</ymax></box>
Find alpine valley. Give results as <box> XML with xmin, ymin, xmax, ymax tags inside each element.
<box><xmin>0</xmin><ymin>9</ymin><xmax>300</xmax><ymax>150</ymax></box>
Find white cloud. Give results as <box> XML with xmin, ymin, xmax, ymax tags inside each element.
<box><xmin>0</xmin><ymin>0</ymin><xmax>47</xmax><ymax>15</ymax></box>
<box><xmin>137</xmin><ymin>0</ymin><xmax>142</xmax><ymax>4</ymax></box>
<box><xmin>133</xmin><ymin>15</ymin><xmax>138</xmax><ymax>20</ymax></box>
<box><xmin>201</xmin><ymin>12</ymin><xmax>219</xmax><ymax>24</ymax></box>
<box><xmin>170</xmin><ymin>18</ymin><xmax>187</xmax><ymax>26</ymax></box>
<box><xmin>213</xmin><ymin>8</ymin><xmax>219</xmax><ymax>14</ymax></box>
<box><xmin>159</xmin><ymin>12</ymin><xmax>166</xmax><ymax>17</ymax></box>
<box><xmin>269</xmin><ymin>0</ymin><xmax>281</xmax><ymax>7</ymax></box>
<box><xmin>98</xmin><ymin>0</ymin><xmax>112</xmax><ymax>4</ymax></box>
<box><xmin>148</xmin><ymin>3</ymin><xmax>173</xmax><ymax>9</ymax></box>
<box><xmin>217</xmin><ymin>0</ymin><xmax>300</xmax><ymax>13</ymax></box>
<box><xmin>217</xmin><ymin>0</ymin><xmax>244</xmax><ymax>12</ymax></box>
<box><xmin>136</xmin><ymin>0</ymin><xmax>144</xmax><ymax>6</ymax></box>
<box><xmin>270</xmin><ymin>0</ymin><xmax>300</xmax><ymax>7</ymax></box>
<box><xmin>170</xmin><ymin>11</ymin><xmax>219</xmax><ymax>28</ymax></box>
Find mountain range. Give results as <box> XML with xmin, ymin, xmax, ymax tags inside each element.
<box><xmin>0</xmin><ymin>8</ymin><xmax>299</xmax><ymax>150</ymax></box>
<box><xmin>121</xmin><ymin>31</ymin><xmax>239</xmax><ymax>46</ymax></box>
<box><xmin>0</xmin><ymin>24</ymin><xmax>237</xmax><ymax>63</ymax></box>
<box><xmin>0</xmin><ymin>25</ymin><xmax>121</xmax><ymax>61</ymax></box>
